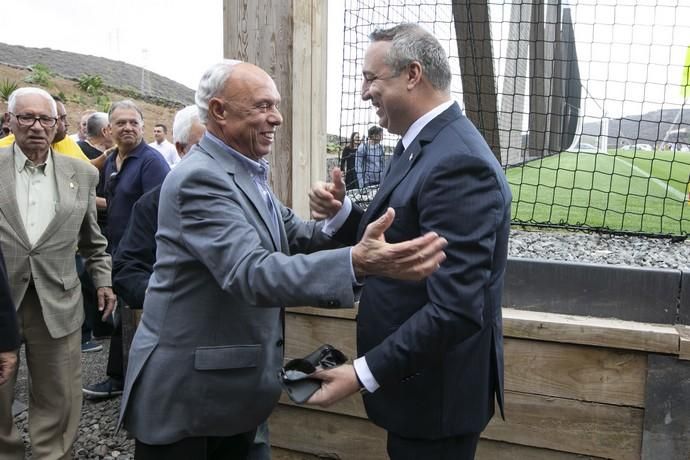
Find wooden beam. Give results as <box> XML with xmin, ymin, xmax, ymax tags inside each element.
<box><xmin>291</xmin><ymin>0</ymin><xmax>327</xmax><ymax>218</ymax></box>
<box><xmin>285</xmin><ymin>311</ymin><xmax>356</xmax><ymax>360</ymax></box>
<box><xmin>276</xmin><ymin>390</ymin><xmax>642</xmax><ymax>459</ymax></box>
<box><xmin>285</xmin><ymin>313</ymin><xmax>648</xmax><ymax>407</ymax></box>
<box><xmin>222</xmin><ymin>0</ymin><xmax>326</xmax><ymax>213</ymax></box>
<box><xmin>223</xmin><ymin>0</ymin><xmax>294</xmax><ymax>205</ymax></box>
<box><xmin>271</xmin><ymin>446</ymin><xmax>322</xmax><ymax>459</ymax></box>
<box><xmin>477</xmin><ymin>439</ymin><xmax>608</xmax><ymax>460</ymax></box>
<box><xmin>505</xmin><ymin>337</ymin><xmax>647</xmax><ymax>407</ymax></box>
<box><xmin>290</xmin><ymin>305</ymin><xmax>357</xmax><ymax>320</ymax></box>
<box><xmin>503</xmin><ymin>308</ymin><xmax>679</xmax><ymax>354</ymax></box>
<box><xmin>676</xmin><ymin>325</ymin><xmax>690</xmax><ymax>360</ymax></box>
<box><xmin>484</xmin><ymin>391</ymin><xmax>643</xmax><ymax>459</ymax></box>
<box><xmin>268</xmin><ymin>405</ymin><xmax>388</xmax><ymax>459</ymax></box>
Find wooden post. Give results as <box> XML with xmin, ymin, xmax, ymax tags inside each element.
<box><xmin>223</xmin><ymin>0</ymin><xmax>326</xmax><ymax>216</ymax></box>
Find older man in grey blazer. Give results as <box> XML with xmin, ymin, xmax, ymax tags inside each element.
<box><xmin>119</xmin><ymin>60</ymin><xmax>447</xmax><ymax>460</ymax></box>
<box><xmin>0</xmin><ymin>87</ymin><xmax>115</xmax><ymax>460</ymax></box>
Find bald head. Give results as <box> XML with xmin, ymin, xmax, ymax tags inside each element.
<box><xmin>196</xmin><ymin>60</ymin><xmax>282</xmax><ymax>161</ymax></box>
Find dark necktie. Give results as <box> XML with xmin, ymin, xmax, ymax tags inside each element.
<box><xmin>393</xmin><ymin>139</ymin><xmax>404</xmax><ymax>157</ymax></box>
<box><xmin>383</xmin><ymin>140</ymin><xmax>404</xmax><ymax>180</ymax></box>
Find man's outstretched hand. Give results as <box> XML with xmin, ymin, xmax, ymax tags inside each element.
<box><xmin>352</xmin><ymin>208</ymin><xmax>447</xmax><ymax>281</ymax></box>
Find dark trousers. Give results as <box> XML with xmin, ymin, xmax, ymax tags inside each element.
<box><xmin>387</xmin><ymin>432</ymin><xmax>480</xmax><ymax>460</ymax></box>
<box><xmin>77</xmin><ymin>255</ymin><xmax>113</xmax><ymax>341</ymax></box>
<box><xmin>135</xmin><ymin>432</ymin><xmax>255</xmax><ymax>460</ymax></box>
<box><xmin>106</xmin><ymin>319</ymin><xmax>123</xmax><ymax>381</ymax></box>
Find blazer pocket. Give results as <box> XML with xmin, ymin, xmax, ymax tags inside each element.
<box><xmin>62</xmin><ymin>273</ymin><xmax>81</xmax><ymax>290</ymax></box>
<box><xmin>194</xmin><ymin>344</ymin><xmax>261</xmax><ymax>371</ymax></box>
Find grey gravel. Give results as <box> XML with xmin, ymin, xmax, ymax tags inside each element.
<box><xmin>13</xmin><ymin>339</ymin><xmax>135</xmax><ymax>459</ymax></box>
<box><xmin>10</xmin><ymin>228</ymin><xmax>689</xmax><ymax>458</ymax></box>
<box><xmin>509</xmin><ymin>228</ymin><xmax>690</xmax><ymax>270</ymax></box>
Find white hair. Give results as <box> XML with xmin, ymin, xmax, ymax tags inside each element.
<box><xmin>8</xmin><ymin>87</ymin><xmax>57</xmax><ymax>116</ymax></box>
<box><xmin>86</xmin><ymin>112</ymin><xmax>109</xmax><ymax>138</ymax></box>
<box><xmin>172</xmin><ymin>105</ymin><xmax>202</xmax><ymax>144</ymax></box>
<box><xmin>194</xmin><ymin>59</ymin><xmax>243</xmax><ymax>124</ymax></box>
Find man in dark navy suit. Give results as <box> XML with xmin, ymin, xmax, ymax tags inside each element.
<box><xmin>308</xmin><ymin>23</ymin><xmax>512</xmax><ymax>459</ymax></box>
<box><xmin>0</xmin><ymin>245</ymin><xmax>20</xmax><ymax>386</ymax></box>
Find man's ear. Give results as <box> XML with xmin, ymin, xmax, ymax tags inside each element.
<box><xmin>406</xmin><ymin>61</ymin><xmax>423</xmax><ymax>89</ymax></box>
<box><xmin>209</xmin><ymin>98</ymin><xmax>226</xmax><ymax>122</ymax></box>
<box><xmin>175</xmin><ymin>142</ymin><xmax>186</xmax><ymax>156</ymax></box>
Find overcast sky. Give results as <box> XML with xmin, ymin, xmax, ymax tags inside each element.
<box><xmin>0</xmin><ymin>0</ymin><xmax>687</xmax><ymax>137</ymax></box>
<box><xmin>0</xmin><ymin>0</ymin><xmax>348</xmax><ymax>133</ymax></box>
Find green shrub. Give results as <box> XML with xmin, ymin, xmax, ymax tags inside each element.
<box><xmin>24</xmin><ymin>64</ymin><xmax>53</xmax><ymax>87</ymax></box>
<box><xmin>78</xmin><ymin>74</ymin><xmax>104</xmax><ymax>95</ymax></box>
<box><xmin>0</xmin><ymin>79</ymin><xmax>19</xmax><ymax>101</ymax></box>
<box><xmin>96</xmin><ymin>94</ymin><xmax>111</xmax><ymax>112</ymax></box>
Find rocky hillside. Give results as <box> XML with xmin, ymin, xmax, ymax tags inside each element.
<box><xmin>0</xmin><ymin>42</ymin><xmax>194</xmax><ymax>106</ymax></box>
<box><xmin>0</xmin><ymin>44</ymin><xmax>194</xmax><ymax>143</ymax></box>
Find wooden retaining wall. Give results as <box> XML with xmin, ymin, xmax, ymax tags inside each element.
<box><xmin>269</xmin><ymin>259</ymin><xmax>690</xmax><ymax>459</ymax></box>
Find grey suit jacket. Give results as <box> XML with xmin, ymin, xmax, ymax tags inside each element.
<box><xmin>0</xmin><ymin>145</ymin><xmax>111</xmax><ymax>339</ymax></box>
<box><xmin>120</xmin><ymin>135</ymin><xmax>354</xmax><ymax>444</ymax></box>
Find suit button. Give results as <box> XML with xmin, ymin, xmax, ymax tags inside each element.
<box><xmin>276</xmin><ymin>339</ymin><xmax>284</xmax><ymax>347</ymax></box>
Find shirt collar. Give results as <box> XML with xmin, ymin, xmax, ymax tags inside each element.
<box><xmin>401</xmin><ymin>100</ymin><xmax>454</xmax><ymax>150</ymax></box>
<box><xmin>13</xmin><ymin>144</ymin><xmax>53</xmax><ymax>176</ymax></box>
<box><xmin>115</xmin><ymin>140</ymin><xmax>148</xmax><ymax>160</ymax></box>
<box><xmin>206</xmin><ymin>132</ymin><xmax>270</xmax><ymax>182</ymax></box>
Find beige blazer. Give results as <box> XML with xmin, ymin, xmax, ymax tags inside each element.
<box><xmin>0</xmin><ymin>145</ymin><xmax>111</xmax><ymax>339</ymax></box>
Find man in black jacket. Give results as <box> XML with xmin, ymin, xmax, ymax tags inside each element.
<box><xmin>0</xmin><ymin>245</ymin><xmax>20</xmax><ymax>385</ymax></box>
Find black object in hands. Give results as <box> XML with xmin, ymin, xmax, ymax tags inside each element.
<box><xmin>279</xmin><ymin>344</ymin><xmax>347</xmax><ymax>404</ymax></box>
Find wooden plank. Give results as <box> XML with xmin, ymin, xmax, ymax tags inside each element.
<box><xmin>290</xmin><ymin>305</ymin><xmax>358</xmax><ymax>320</ymax></box>
<box><xmin>268</xmin><ymin>404</ymin><xmax>387</xmax><ymax>459</ymax></box>
<box><xmin>309</xmin><ymin>0</ymin><xmax>327</xmax><ymax>214</ymax></box>
<box><xmin>223</xmin><ymin>0</ymin><xmax>293</xmax><ymax>205</ymax></box>
<box><xmin>676</xmin><ymin>325</ymin><xmax>690</xmax><ymax>360</ymax></box>
<box><xmin>279</xmin><ymin>389</ymin><xmax>642</xmax><ymax>459</ymax></box>
<box><xmin>291</xmin><ymin>0</ymin><xmax>314</xmax><ymax>218</ymax></box>
<box><xmin>505</xmin><ymin>337</ymin><xmax>647</xmax><ymax>407</ymax></box>
<box><xmin>504</xmin><ymin>308</ymin><xmax>679</xmax><ymax>354</ymax></box>
<box><xmin>279</xmin><ymin>391</ymin><xmax>364</xmax><ymax>419</ymax></box>
<box><xmin>285</xmin><ymin>312</ymin><xmax>357</xmax><ymax>360</ymax></box>
<box><xmin>484</xmin><ymin>390</ymin><xmax>643</xmax><ymax>459</ymax></box>
<box><xmin>290</xmin><ymin>307</ymin><xmax>679</xmax><ymax>356</ymax></box>
<box><xmin>477</xmin><ymin>439</ymin><xmax>606</xmax><ymax>460</ymax></box>
<box><xmin>271</xmin><ymin>446</ymin><xmax>322</xmax><ymax>460</ymax></box>
<box><xmin>286</xmin><ymin>314</ymin><xmax>648</xmax><ymax>407</ymax></box>
<box><xmin>275</xmin><ymin>395</ymin><xmax>626</xmax><ymax>459</ymax></box>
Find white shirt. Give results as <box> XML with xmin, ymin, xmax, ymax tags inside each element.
<box><xmin>325</xmin><ymin>100</ymin><xmax>455</xmax><ymax>393</ymax></box>
<box><xmin>149</xmin><ymin>139</ymin><xmax>180</xmax><ymax>168</ymax></box>
<box><xmin>14</xmin><ymin>146</ymin><xmax>58</xmax><ymax>245</ymax></box>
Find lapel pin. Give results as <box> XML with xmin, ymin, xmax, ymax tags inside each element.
<box><xmin>69</xmin><ymin>182</ymin><xmax>74</xmax><ymax>189</ymax></box>
<box><xmin>408</xmin><ymin>152</ymin><xmax>413</xmax><ymax>161</ymax></box>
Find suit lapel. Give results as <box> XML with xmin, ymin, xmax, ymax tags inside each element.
<box><xmin>0</xmin><ymin>146</ymin><xmax>31</xmax><ymax>248</ymax></box>
<box><xmin>356</xmin><ymin>103</ymin><xmax>462</xmax><ymax>239</ymax></box>
<box><xmin>199</xmin><ymin>137</ymin><xmax>281</xmax><ymax>251</ymax></box>
<box><xmin>33</xmin><ymin>153</ymin><xmax>77</xmax><ymax>248</ymax></box>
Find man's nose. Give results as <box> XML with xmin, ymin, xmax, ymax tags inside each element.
<box><xmin>268</xmin><ymin>109</ymin><xmax>283</xmax><ymax>126</ymax></box>
<box><xmin>361</xmin><ymin>82</ymin><xmax>371</xmax><ymax>101</ymax></box>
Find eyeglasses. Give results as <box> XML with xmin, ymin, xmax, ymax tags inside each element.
<box><xmin>9</xmin><ymin>113</ymin><xmax>58</xmax><ymax>128</ymax></box>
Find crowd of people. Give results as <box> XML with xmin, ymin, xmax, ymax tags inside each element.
<box><xmin>0</xmin><ymin>22</ymin><xmax>511</xmax><ymax>460</ymax></box>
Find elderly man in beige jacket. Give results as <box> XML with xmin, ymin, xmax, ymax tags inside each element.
<box><xmin>0</xmin><ymin>87</ymin><xmax>115</xmax><ymax>460</ymax></box>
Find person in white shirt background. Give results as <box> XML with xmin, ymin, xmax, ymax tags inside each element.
<box><xmin>148</xmin><ymin>123</ymin><xmax>180</xmax><ymax>168</ymax></box>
